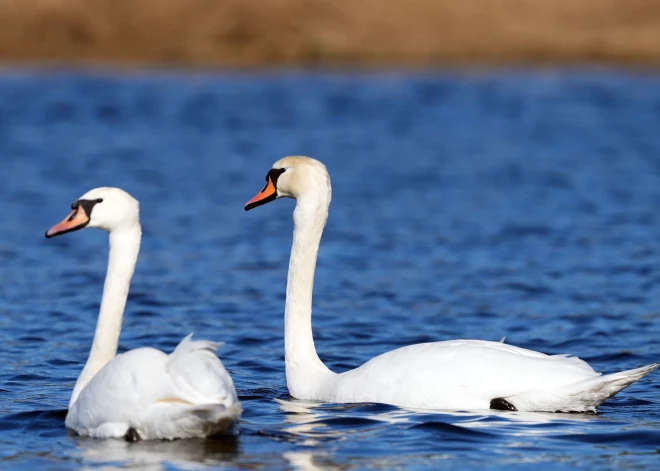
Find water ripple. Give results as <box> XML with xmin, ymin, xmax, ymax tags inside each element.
<box><xmin>0</xmin><ymin>69</ymin><xmax>659</xmax><ymax>470</ymax></box>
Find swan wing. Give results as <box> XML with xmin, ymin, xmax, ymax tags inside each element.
<box><xmin>165</xmin><ymin>333</ymin><xmax>238</xmax><ymax>406</ymax></box>
<box><xmin>331</xmin><ymin>339</ymin><xmax>600</xmax><ymax>410</ymax></box>
<box><xmin>66</xmin><ymin>336</ymin><xmax>240</xmax><ymax>439</ymax></box>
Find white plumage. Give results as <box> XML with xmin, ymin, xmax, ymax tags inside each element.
<box><xmin>66</xmin><ymin>335</ymin><xmax>239</xmax><ymax>439</ymax></box>
<box><xmin>325</xmin><ymin>340</ymin><xmax>657</xmax><ymax>412</ymax></box>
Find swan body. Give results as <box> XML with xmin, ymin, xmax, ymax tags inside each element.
<box><xmin>245</xmin><ymin>156</ymin><xmax>658</xmax><ymax>413</ymax></box>
<box><xmin>47</xmin><ymin>188</ymin><xmax>240</xmax><ymax>439</ymax></box>
<box><xmin>313</xmin><ymin>340</ymin><xmax>656</xmax><ymax>412</ymax></box>
<box><xmin>66</xmin><ymin>336</ymin><xmax>239</xmax><ymax>439</ymax></box>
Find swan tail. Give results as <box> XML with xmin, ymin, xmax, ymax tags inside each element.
<box><xmin>507</xmin><ymin>363</ymin><xmax>659</xmax><ymax>413</ymax></box>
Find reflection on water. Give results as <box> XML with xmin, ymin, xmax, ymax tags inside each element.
<box><xmin>276</xmin><ymin>398</ymin><xmax>412</xmax><ymax>447</ymax></box>
<box><xmin>0</xmin><ymin>69</ymin><xmax>659</xmax><ymax>470</ymax></box>
<box><xmin>76</xmin><ymin>435</ymin><xmax>240</xmax><ymax>470</ymax></box>
<box><xmin>284</xmin><ymin>451</ymin><xmax>342</xmax><ymax>471</ymax></box>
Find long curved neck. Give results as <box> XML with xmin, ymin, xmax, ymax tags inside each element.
<box><xmin>285</xmin><ymin>189</ymin><xmax>335</xmax><ymax>398</ymax></box>
<box><xmin>69</xmin><ymin>224</ymin><xmax>142</xmax><ymax>407</ymax></box>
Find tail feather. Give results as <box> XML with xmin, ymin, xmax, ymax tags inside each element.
<box><xmin>509</xmin><ymin>363</ymin><xmax>659</xmax><ymax>412</ymax></box>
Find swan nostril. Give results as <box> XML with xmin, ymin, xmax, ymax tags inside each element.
<box><xmin>66</xmin><ymin>207</ymin><xmax>79</xmax><ymax>222</ymax></box>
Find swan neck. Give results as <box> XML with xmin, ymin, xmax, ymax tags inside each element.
<box><xmin>285</xmin><ymin>193</ymin><xmax>334</xmax><ymax>396</ymax></box>
<box><xmin>69</xmin><ymin>224</ymin><xmax>141</xmax><ymax>407</ymax></box>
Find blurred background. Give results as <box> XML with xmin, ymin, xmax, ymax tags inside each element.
<box><xmin>1</xmin><ymin>1</ymin><xmax>660</xmax><ymax>470</ymax></box>
<box><xmin>2</xmin><ymin>0</ymin><xmax>660</xmax><ymax>67</ymax></box>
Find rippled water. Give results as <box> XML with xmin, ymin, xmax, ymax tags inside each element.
<box><xmin>0</xmin><ymin>69</ymin><xmax>659</xmax><ymax>470</ymax></box>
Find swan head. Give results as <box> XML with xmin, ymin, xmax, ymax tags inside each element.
<box><xmin>45</xmin><ymin>187</ymin><xmax>140</xmax><ymax>238</ymax></box>
<box><xmin>244</xmin><ymin>156</ymin><xmax>330</xmax><ymax>210</ymax></box>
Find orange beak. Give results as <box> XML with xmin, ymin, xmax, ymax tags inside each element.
<box><xmin>45</xmin><ymin>206</ymin><xmax>91</xmax><ymax>238</ymax></box>
<box><xmin>245</xmin><ymin>177</ymin><xmax>278</xmax><ymax>211</ymax></box>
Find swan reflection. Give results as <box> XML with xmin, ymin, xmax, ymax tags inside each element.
<box><xmin>277</xmin><ymin>398</ymin><xmax>410</xmax><ymax>436</ymax></box>
<box><xmin>277</xmin><ymin>397</ymin><xmax>602</xmax><ymax>442</ymax></box>
<box><xmin>284</xmin><ymin>450</ymin><xmax>346</xmax><ymax>471</ymax></box>
<box><xmin>73</xmin><ymin>434</ymin><xmax>239</xmax><ymax>470</ymax></box>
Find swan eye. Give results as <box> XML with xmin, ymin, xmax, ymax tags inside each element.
<box><xmin>96</xmin><ymin>198</ymin><xmax>103</xmax><ymax>203</ymax></box>
<box><xmin>264</xmin><ymin>168</ymin><xmax>286</xmax><ymax>185</ymax></box>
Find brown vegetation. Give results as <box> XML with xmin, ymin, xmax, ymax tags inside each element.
<box><xmin>0</xmin><ymin>0</ymin><xmax>659</xmax><ymax>67</ymax></box>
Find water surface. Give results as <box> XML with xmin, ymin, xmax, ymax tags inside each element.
<box><xmin>0</xmin><ymin>69</ymin><xmax>659</xmax><ymax>470</ymax></box>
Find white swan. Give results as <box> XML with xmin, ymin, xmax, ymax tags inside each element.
<box><xmin>46</xmin><ymin>187</ymin><xmax>240</xmax><ymax>439</ymax></box>
<box><xmin>244</xmin><ymin>156</ymin><xmax>658</xmax><ymax>412</ymax></box>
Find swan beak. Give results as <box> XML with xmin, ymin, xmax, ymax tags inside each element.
<box><xmin>45</xmin><ymin>206</ymin><xmax>90</xmax><ymax>238</ymax></box>
<box><xmin>245</xmin><ymin>177</ymin><xmax>277</xmax><ymax>211</ymax></box>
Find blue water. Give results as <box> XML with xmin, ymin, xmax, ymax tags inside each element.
<box><xmin>0</xmin><ymin>69</ymin><xmax>659</xmax><ymax>470</ymax></box>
